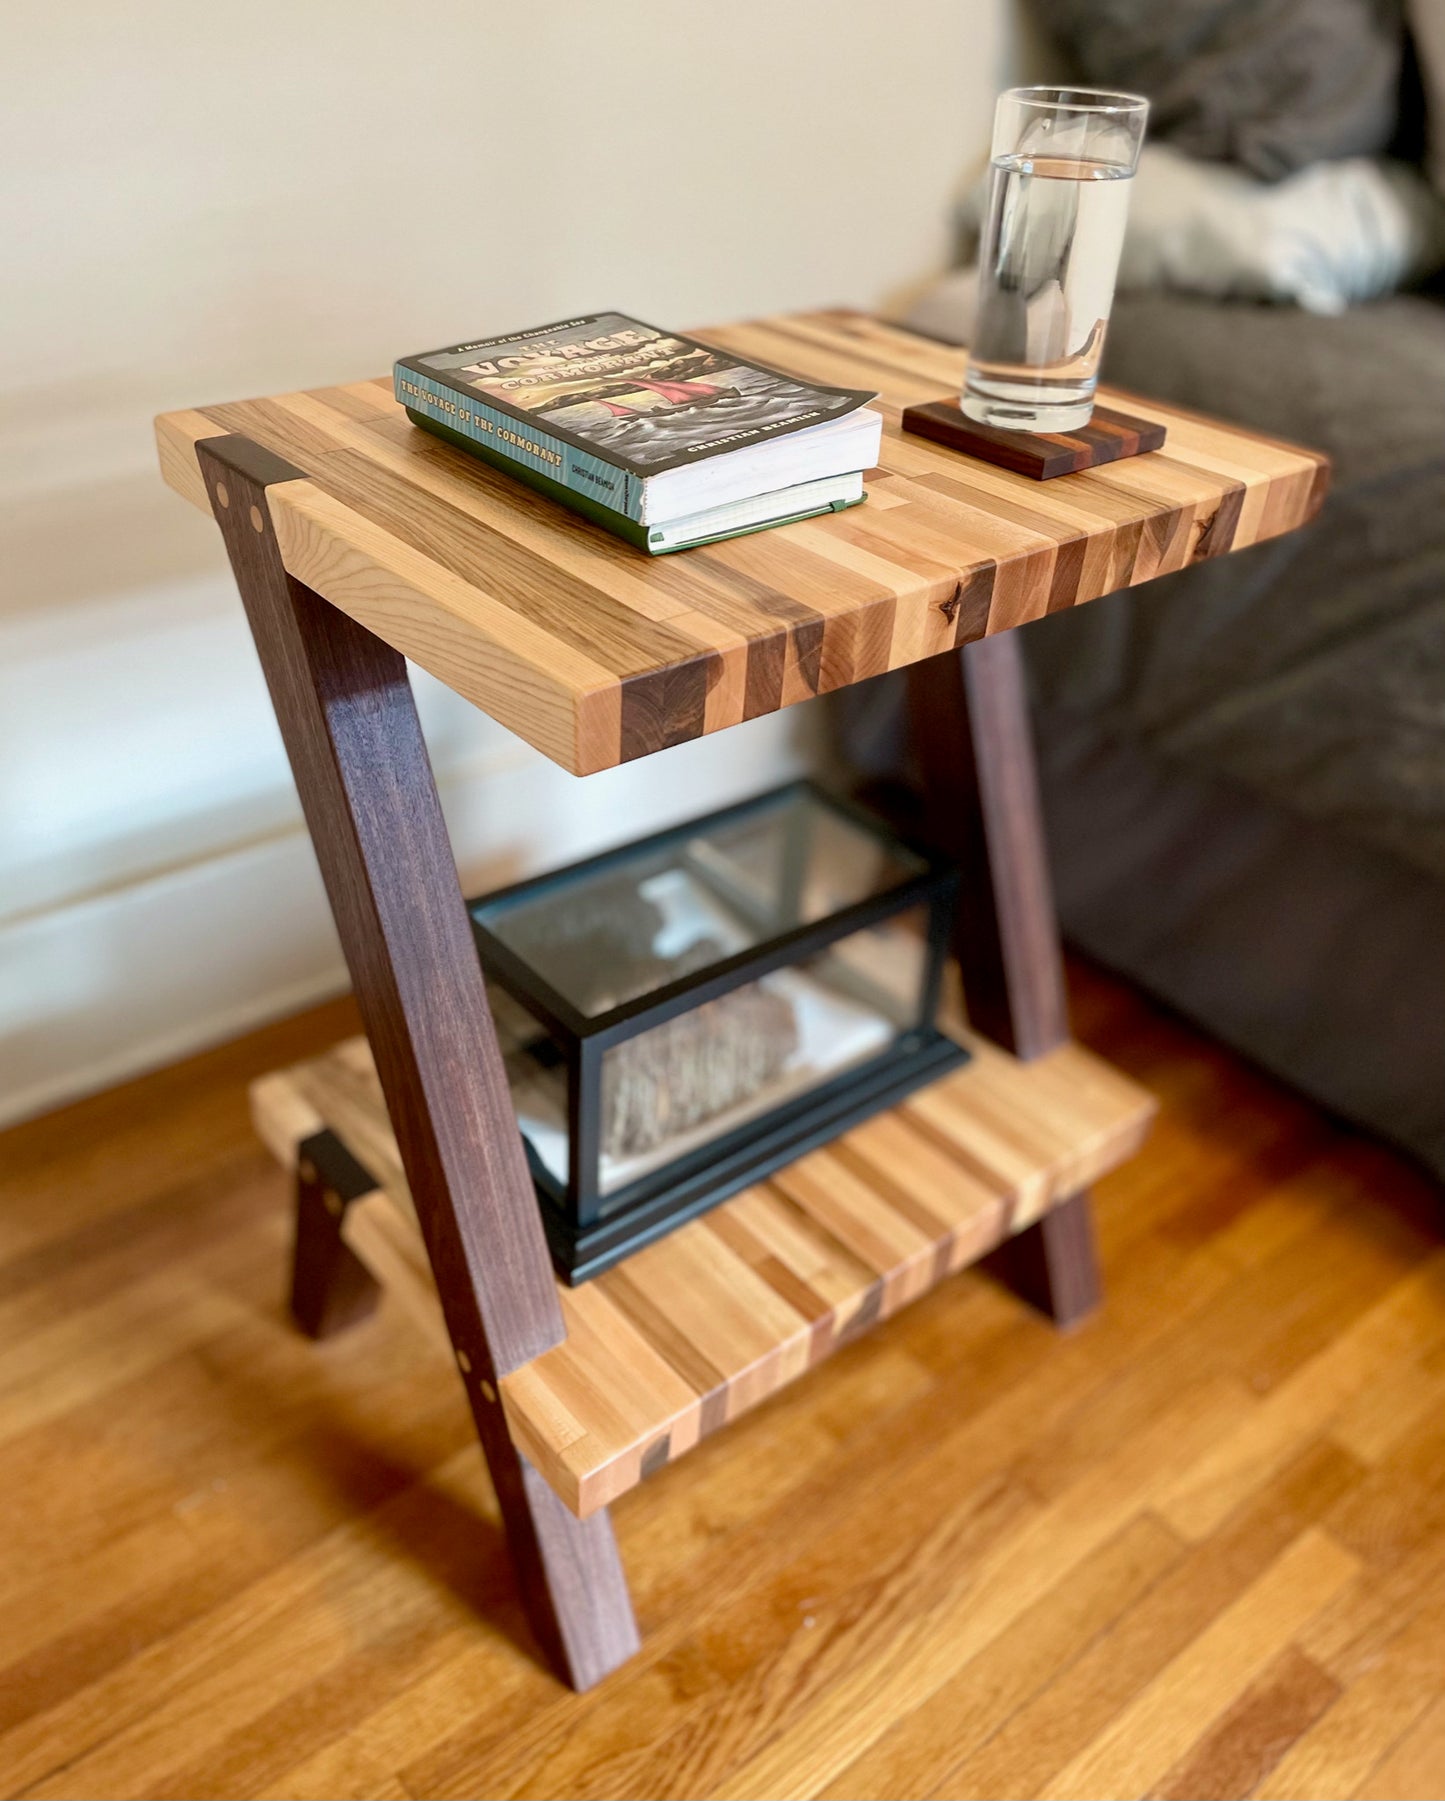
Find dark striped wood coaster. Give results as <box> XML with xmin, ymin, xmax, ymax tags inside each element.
<box><xmin>902</xmin><ymin>397</ymin><xmax>1166</xmax><ymax>480</ymax></box>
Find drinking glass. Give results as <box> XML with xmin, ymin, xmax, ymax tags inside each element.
<box><xmin>963</xmin><ymin>86</ymin><xmax>1148</xmax><ymax>434</ymax></box>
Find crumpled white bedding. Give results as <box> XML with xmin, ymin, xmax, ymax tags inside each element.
<box><xmin>912</xmin><ymin>145</ymin><xmax>1445</xmax><ymax>337</ymax></box>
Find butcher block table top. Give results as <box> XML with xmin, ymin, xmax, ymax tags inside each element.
<box><xmin>155</xmin><ymin>310</ymin><xmax>1328</xmax><ymax>776</ymax></box>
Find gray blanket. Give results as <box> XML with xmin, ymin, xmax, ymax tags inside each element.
<box><xmin>1031</xmin><ymin>0</ymin><xmax>1404</xmax><ymax>178</ymax></box>
<box><xmin>1024</xmin><ymin>289</ymin><xmax>1445</xmax><ymax>884</ymax></box>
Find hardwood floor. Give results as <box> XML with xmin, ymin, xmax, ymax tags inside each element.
<box><xmin>2</xmin><ymin>961</ymin><xmax>1442</xmax><ymax>1799</ymax></box>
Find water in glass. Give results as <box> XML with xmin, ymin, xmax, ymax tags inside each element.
<box><xmin>964</xmin><ymin>151</ymin><xmax>1134</xmax><ymax>434</ymax></box>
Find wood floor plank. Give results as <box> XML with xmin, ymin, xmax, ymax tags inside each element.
<box><xmin>1319</xmin><ymin>1400</ymin><xmax>1445</xmax><ymax>1578</ymax></box>
<box><xmin>269</xmin><ymin>1632</ymin><xmax>541</xmax><ymax>1801</ymax></box>
<box><xmin>1040</xmin><ymin>1528</ymin><xmax>1359</xmax><ymax>1799</ymax></box>
<box><xmin>817</xmin><ymin>1514</ymin><xmax>1184</xmax><ymax>1800</ymax></box>
<box><xmin>471</xmin><ymin>1474</ymin><xmax>1042</xmax><ymax>1801</ymax></box>
<box><xmin>1299</xmin><ymin>1529</ymin><xmax>1445</xmax><ymax>1688</ymax></box>
<box><xmin>712</xmin><ymin>1378</ymin><xmax>1254</xmax><ymax>1800</ymax></box>
<box><xmin>1154</xmin><ymin>1253</ymin><xmax>1445</xmax><ymax>1541</ymax></box>
<box><xmin>1255</xmin><ymin>1587</ymin><xmax>1445</xmax><ymax>1799</ymax></box>
<box><xmin>1356</xmin><ymin>1691</ymin><xmax>1445</xmax><ymax>1800</ymax></box>
<box><xmin>1152</xmin><ymin>1644</ymin><xmax>1342</xmax><ymax>1800</ymax></box>
<box><xmin>1330</xmin><ymin>1349</ymin><xmax>1445</xmax><ymax>1465</ymax></box>
<box><xmin>935</xmin><ymin>1439</ymin><xmax>1366</xmax><ymax>1800</ymax></box>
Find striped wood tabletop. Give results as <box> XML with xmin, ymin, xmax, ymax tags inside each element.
<box><xmin>155</xmin><ymin>310</ymin><xmax>1328</xmax><ymax>774</ymax></box>
<box><xmin>251</xmin><ymin>1029</ymin><xmax>1154</xmax><ymax>1518</ymax></box>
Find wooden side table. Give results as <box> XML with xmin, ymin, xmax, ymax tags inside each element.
<box><xmin>156</xmin><ymin>310</ymin><xmax>1327</xmax><ymax>1689</ymax></box>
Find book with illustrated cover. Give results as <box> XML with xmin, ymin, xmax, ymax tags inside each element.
<box><xmin>394</xmin><ymin>312</ymin><xmax>882</xmax><ymax>553</ymax></box>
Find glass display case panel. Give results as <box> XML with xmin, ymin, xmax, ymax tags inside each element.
<box><xmin>592</xmin><ymin>906</ymin><xmax>931</xmax><ymax>1202</ymax></box>
<box><xmin>472</xmin><ymin>786</ymin><xmax>927</xmax><ymax>1020</ymax></box>
<box><xmin>488</xmin><ymin>985</ymin><xmax>572</xmax><ymax>1190</ymax></box>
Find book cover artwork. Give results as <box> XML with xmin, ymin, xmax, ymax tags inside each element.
<box><xmin>409</xmin><ymin>313</ymin><xmax>873</xmax><ymax>475</ymax></box>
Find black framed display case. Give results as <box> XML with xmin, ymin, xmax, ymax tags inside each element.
<box><xmin>468</xmin><ymin>781</ymin><xmax>966</xmax><ymax>1281</ymax></box>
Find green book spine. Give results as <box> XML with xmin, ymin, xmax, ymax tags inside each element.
<box><xmin>395</xmin><ymin>368</ymin><xmax>641</xmax><ymax>520</ymax></box>
<box><xmin>404</xmin><ymin>409</ymin><xmax>651</xmax><ymax>546</ymax></box>
<box><xmin>405</xmin><ymin>410</ymin><xmax>865</xmax><ymax>556</ymax></box>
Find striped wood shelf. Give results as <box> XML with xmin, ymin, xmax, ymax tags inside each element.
<box><xmin>155</xmin><ymin>311</ymin><xmax>1327</xmax><ymax>775</ymax></box>
<box><xmin>251</xmin><ymin>1032</ymin><xmax>1154</xmax><ymax>1518</ymax></box>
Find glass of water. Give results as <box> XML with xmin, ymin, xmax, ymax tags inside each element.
<box><xmin>963</xmin><ymin>86</ymin><xmax>1148</xmax><ymax>434</ymax></box>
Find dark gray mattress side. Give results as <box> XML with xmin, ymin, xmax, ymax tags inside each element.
<box><xmin>1035</xmin><ymin>705</ymin><xmax>1445</xmax><ymax>1178</ymax></box>
<box><xmin>1024</xmin><ymin>290</ymin><xmax>1445</xmax><ymax>885</ymax></box>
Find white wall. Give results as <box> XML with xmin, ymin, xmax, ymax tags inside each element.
<box><xmin>1</xmin><ymin>0</ymin><xmax>1014</xmax><ymax>1123</ymax></box>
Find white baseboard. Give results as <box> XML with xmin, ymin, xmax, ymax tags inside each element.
<box><xmin>0</xmin><ymin>709</ymin><xmax>818</xmax><ymax>1128</ymax></box>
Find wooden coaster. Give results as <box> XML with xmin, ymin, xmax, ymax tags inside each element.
<box><xmin>901</xmin><ymin>397</ymin><xmax>1166</xmax><ymax>480</ymax></box>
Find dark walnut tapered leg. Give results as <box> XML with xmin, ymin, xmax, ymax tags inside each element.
<box><xmin>290</xmin><ymin>1129</ymin><xmax>382</xmax><ymax>1338</ymax></box>
<box><xmin>996</xmin><ymin>1188</ymin><xmax>1100</xmax><ymax>1330</ymax></box>
<box><xmin>908</xmin><ymin>631</ymin><xmax>1101</xmax><ymax>1326</ymax></box>
<box><xmin>909</xmin><ymin>630</ymin><xmax>1067</xmax><ymax>1060</ymax></box>
<box><xmin>199</xmin><ymin>434</ymin><xmax>637</xmax><ymax>1690</ymax></box>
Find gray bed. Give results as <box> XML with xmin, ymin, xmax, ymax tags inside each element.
<box><xmin>1027</xmin><ymin>288</ymin><xmax>1445</xmax><ymax>1176</ymax></box>
<box><xmin>838</xmin><ymin>289</ymin><xmax>1445</xmax><ymax>1179</ymax></box>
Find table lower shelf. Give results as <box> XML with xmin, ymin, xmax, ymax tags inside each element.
<box><xmin>251</xmin><ymin>1031</ymin><xmax>1153</xmax><ymax>1518</ymax></box>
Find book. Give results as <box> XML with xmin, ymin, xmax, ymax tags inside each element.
<box><xmin>394</xmin><ymin>311</ymin><xmax>883</xmax><ymax>553</ymax></box>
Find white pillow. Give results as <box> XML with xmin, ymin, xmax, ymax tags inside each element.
<box><xmin>914</xmin><ymin>145</ymin><xmax>1445</xmax><ymax>341</ymax></box>
<box><xmin>1120</xmin><ymin>143</ymin><xmax>1445</xmax><ymax>313</ymax></box>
